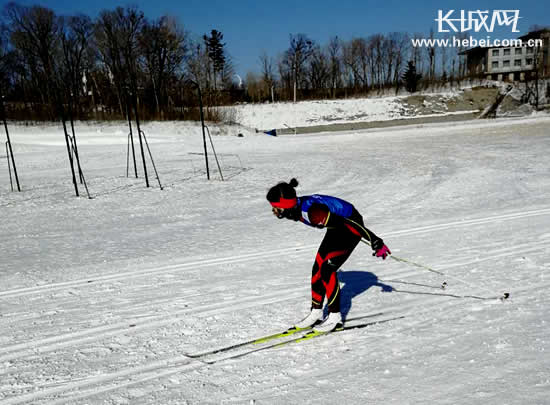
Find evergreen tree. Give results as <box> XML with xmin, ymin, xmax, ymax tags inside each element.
<box><xmin>203</xmin><ymin>29</ymin><xmax>226</xmax><ymax>89</ymax></box>
<box><xmin>402</xmin><ymin>61</ymin><xmax>421</xmax><ymax>93</ymax></box>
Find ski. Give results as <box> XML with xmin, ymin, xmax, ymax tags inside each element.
<box><xmin>186</xmin><ymin>312</ymin><xmax>385</xmax><ymax>359</ymax></box>
<box><xmin>186</xmin><ymin>325</ymin><xmax>312</xmax><ymax>359</ymax></box>
<box><xmin>272</xmin><ymin>315</ymin><xmax>406</xmax><ymax>347</ymax></box>
<box><xmin>203</xmin><ymin>315</ymin><xmax>405</xmax><ymax>364</ymax></box>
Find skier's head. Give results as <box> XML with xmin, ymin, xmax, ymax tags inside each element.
<box><xmin>267</xmin><ymin>178</ymin><xmax>299</xmax><ymax>219</ymax></box>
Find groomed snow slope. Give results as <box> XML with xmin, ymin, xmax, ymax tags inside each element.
<box><xmin>1</xmin><ymin>115</ymin><xmax>549</xmax><ymax>404</ymax></box>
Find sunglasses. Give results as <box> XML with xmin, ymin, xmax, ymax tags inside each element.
<box><xmin>272</xmin><ymin>207</ymin><xmax>285</xmax><ymax>218</ymax></box>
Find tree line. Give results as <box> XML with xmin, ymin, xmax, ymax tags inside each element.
<box><xmin>246</xmin><ymin>30</ymin><xmax>477</xmax><ymax>103</ymax></box>
<box><xmin>0</xmin><ymin>2</ymin><xmax>514</xmax><ymax>122</ymax></box>
<box><xmin>0</xmin><ymin>3</ymin><xmax>235</xmax><ymax>121</ymax></box>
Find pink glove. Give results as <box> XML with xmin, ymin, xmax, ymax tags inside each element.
<box><xmin>373</xmin><ymin>245</ymin><xmax>391</xmax><ymax>260</ymax></box>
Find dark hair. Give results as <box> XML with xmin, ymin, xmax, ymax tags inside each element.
<box><xmin>266</xmin><ymin>178</ymin><xmax>299</xmax><ymax>203</ymax></box>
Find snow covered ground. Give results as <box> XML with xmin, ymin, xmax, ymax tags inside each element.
<box><xmin>233</xmin><ymin>97</ymin><xmax>408</xmax><ymax>129</ymax></box>
<box><xmin>1</xmin><ymin>112</ymin><xmax>550</xmax><ymax>404</ymax></box>
<box><xmin>231</xmin><ymin>91</ymin><xmax>475</xmax><ymax>130</ymax></box>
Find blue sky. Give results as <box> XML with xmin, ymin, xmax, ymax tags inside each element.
<box><xmin>2</xmin><ymin>0</ymin><xmax>548</xmax><ymax>76</ymax></box>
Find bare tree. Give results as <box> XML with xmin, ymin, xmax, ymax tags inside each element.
<box><xmin>185</xmin><ymin>40</ymin><xmax>209</xmax><ymax>89</ymax></box>
<box><xmin>382</xmin><ymin>32</ymin><xmax>408</xmax><ymax>91</ymax></box>
<box><xmin>139</xmin><ymin>15</ymin><xmax>187</xmax><ymax>115</ymax></box>
<box><xmin>341</xmin><ymin>40</ymin><xmax>358</xmax><ymax>90</ymax></box>
<box><xmin>245</xmin><ymin>71</ymin><xmax>260</xmax><ymax>102</ymax></box>
<box><xmin>60</xmin><ymin>14</ymin><xmax>94</xmax><ymax>117</ymax></box>
<box><xmin>389</xmin><ymin>32</ymin><xmax>409</xmax><ymax>94</ymax></box>
<box><xmin>357</xmin><ymin>38</ymin><xmax>371</xmax><ymax>91</ymax></box>
<box><xmin>342</xmin><ymin>38</ymin><xmax>370</xmax><ymax>91</ymax></box>
<box><xmin>410</xmin><ymin>32</ymin><xmax>423</xmax><ymax>75</ymax></box>
<box><xmin>426</xmin><ymin>28</ymin><xmax>436</xmax><ymax>88</ymax></box>
<box><xmin>5</xmin><ymin>2</ymin><xmax>63</xmax><ymax>116</ymax></box>
<box><xmin>219</xmin><ymin>52</ymin><xmax>235</xmax><ymax>91</ymax></box>
<box><xmin>0</xmin><ymin>20</ymin><xmax>15</xmax><ymax>90</ymax></box>
<box><xmin>277</xmin><ymin>50</ymin><xmax>292</xmax><ymax>100</ymax></box>
<box><xmin>6</xmin><ymin>3</ymin><xmax>89</xmax><ymax>195</ymax></box>
<box><xmin>259</xmin><ymin>51</ymin><xmax>275</xmax><ymax>101</ymax></box>
<box><xmin>95</xmin><ymin>8</ymin><xmax>127</xmax><ymax>115</ymax></box>
<box><xmin>439</xmin><ymin>33</ymin><xmax>450</xmax><ymax>84</ymax></box>
<box><xmin>367</xmin><ymin>34</ymin><xmax>385</xmax><ymax>93</ymax></box>
<box><xmin>94</xmin><ymin>6</ymin><xmax>144</xmax><ymax>117</ymax></box>
<box><xmin>307</xmin><ymin>44</ymin><xmax>329</xmax><ymax>96</ymax></box>
<box><xmin>382</xmin><ymin>35</ymin><xmax>394</xmax><ymax>86</ymax></box>
<box><xmin>327</xmin><ymin>36</ymin><xmax>342</xmax><ymax>98</ymax></box>
<box><xmin>285</xmin><ymin>33</ymin><xmax>314</xmax><ymax>102</ymax></box>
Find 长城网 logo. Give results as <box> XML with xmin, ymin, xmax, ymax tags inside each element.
<box><xmin>435</xmin><ymin>10</ymin><xmax>521</xmax><ymax>33</ymax></box>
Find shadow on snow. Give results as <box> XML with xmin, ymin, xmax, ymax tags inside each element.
<box><xmin>338</xmin><ymin>270</ymin><xmax>393</xmax><ymax>320</ymax></box>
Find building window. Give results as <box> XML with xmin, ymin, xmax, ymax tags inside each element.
<box><xmin>514</xmin><ymin>59</ymin><xmax>522</xmax><ymax>67</ymax></box>
<box><xmin>492</xmin><ymin>49</ymin><xmax>499</xmax><ymax>57</ymax></box>
<box><xmin>515</xmin><ymin>48</ymin><xmax>522</xmax><ymax>55</ymax></box>
<box><xmin>503</xmin><ymin>49</ymin><xmax>511</xmax><ymax>56</ymax></box>
<box><xmin>503</xmin><ymin>60</ymin><xmax>510</xmax><ymax>67</ymax></box>
<box><xmin>526</xmin><ymin>47</ymin><xmax>534</xmax><ymax>54</ymax></box>
<box><xmin>526</xmin><ymin>58</ymin><xmax>533</xmax><ymax>65</ymax></box>
<box><xmin>492</xmin><ymin>61</ymin><xmax>499</xmax><ymax>69</ymax></box>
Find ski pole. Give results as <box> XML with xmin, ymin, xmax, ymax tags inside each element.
<box><xmin>362</xmin><ymin>238</ymin><xmax>509</xmax><ymax>300</ymax></box>
<box><xmin>361</xmin><ymin>238</ymin><xmax>444</xmax><ymax>275</ymax></box>
<box><xmin>388</xmin><ymin>253</ymin><xmax>446</xmax><ymax>276</ymax></box>
<box><xmin>361</xmin><ymin>239</ymin><xmax>443</xmax><ymax>272</ymax></box>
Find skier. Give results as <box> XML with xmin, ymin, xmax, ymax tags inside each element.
<box><xmin>267</xmin><ymin>178</ymin><xmax>391</xmax><ymax>332</ymax></box>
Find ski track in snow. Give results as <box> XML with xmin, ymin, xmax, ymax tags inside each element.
<box><xmin>1</xmin><ymin>116</ymin><xmax>550</xmax><ymax>404</ymax></box>
<box><xmin>0</xmin><ymin>208</ymin><xmax>548</xmax><ymax>358</ymax></box>
<box><xmin>2</xmin><ymin>279</ymin><xmax>548</xmax><ymax>405</ymax></box>
<box><xmin>1</xmin><ymin>210</ymin><xmax>549</xmax><ymax>404</ymax></box>
<box><xmin>2</xmin><ymin>206</ymin><xmax>549</xmax><ymax>301</ymax></box>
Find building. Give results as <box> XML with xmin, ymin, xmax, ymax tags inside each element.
<box><xmin>487</xmin><ymin>45</ymin><xmax>537</xmax><ymax>81</ymax></box>
<box><xmin>519</xmin><ymin>29</ymin><xmax>550</xmax><ymax>77</ymax></box>
<box><xmin>460</xmin><ymin>29</ymin><xmax>550</xmax><ymax>81</ymax></box>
